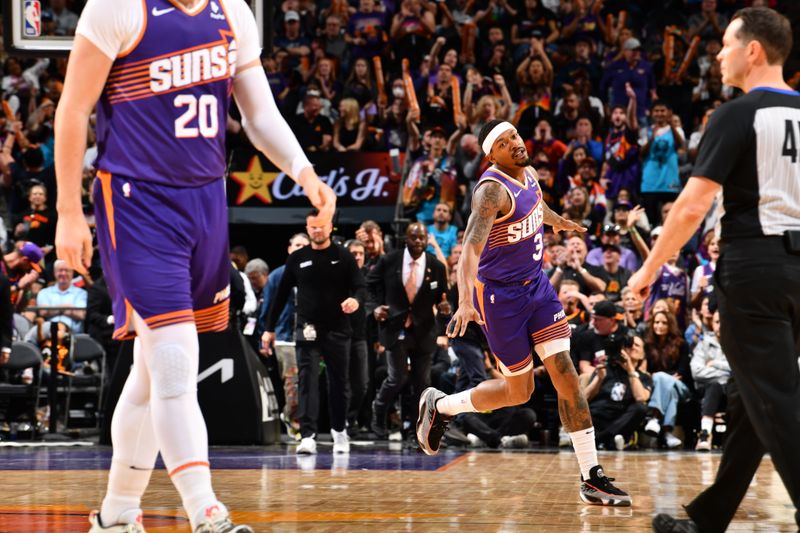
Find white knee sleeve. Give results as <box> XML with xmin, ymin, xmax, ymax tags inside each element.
<box><xmin>150</xmin><ymin>342</ymin><xmax>196</xmax><ymax>399</ymax></box>
<box><xmin>132</xmin><ymin>313</ymin><xmax>199</xmax><ymax>399</ymax></box>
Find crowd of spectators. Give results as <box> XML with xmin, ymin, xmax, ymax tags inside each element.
<box><xmin>1</xmin><ymin>0</ymin><xmax>797</xmax><ymax>447</ymax></box>
<box><xmin>250</xmin><ymin>0</ymin><xmax>798</xmax><ymax>451</ymax></box>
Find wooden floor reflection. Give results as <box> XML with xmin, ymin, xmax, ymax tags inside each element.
<box><xmin>1</xmin><ymin>450</ymin><xmax>795</xmax><ymax>532</ymax></box>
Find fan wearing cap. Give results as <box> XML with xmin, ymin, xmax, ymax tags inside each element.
<box><xmin>3</xmin><ymin>241</ymin><xmax>43</xmax><ymax>307</ymax></box>
<box><xmin>417</xmin><ymin>119</ymin><xmax>632</xmax><ymax>507</ymax></box>
<box><xmin>586</xmin><ymin>223</ymin><xmax>639</xmax><ymax>272</ymax></box>
<box><xmin>596</xmin><ymin>243</ymin><xmax>632</xmax><ymax>303</ymax></box>
<box><xmin>599</xmin><ymin>37</ymin><xmax>657</xmax><ymax>124</ymax></box>
<box><xmin>274</xmin><ymin>10</ymin><xmax>311</xmax><ymax>71</ymax></box>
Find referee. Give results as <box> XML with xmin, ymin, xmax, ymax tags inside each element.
<box><xmin>628</xmin><ymin>8</ymin><xmax>800</xmax><ymax>533</ymax></box>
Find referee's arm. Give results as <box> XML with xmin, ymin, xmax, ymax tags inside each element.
<box><xmin>628</xmin><ymin>177</ymin><xmax>721</xmax><ymax>298</ymax></box>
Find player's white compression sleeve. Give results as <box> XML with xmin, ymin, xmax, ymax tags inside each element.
<box><xmin>233</xmin><ymin>67</ymin><xmax>312</xmax><ymax>180</ymax></box>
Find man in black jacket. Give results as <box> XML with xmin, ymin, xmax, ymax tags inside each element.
<box><xmin>263</xmin><ymin>210</ymin><xmax>364</xmax><ymax>455</ymax></box>
<box><xmin>367</xmin><ymin>223</ymin><xmax>450</xmax><ymax>438</ymax></box>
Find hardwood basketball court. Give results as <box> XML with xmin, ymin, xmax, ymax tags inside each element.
<box><xmin>0</xmin><ymin>443</ymin><xmax>794</xmax><ymax>532</ymax></box>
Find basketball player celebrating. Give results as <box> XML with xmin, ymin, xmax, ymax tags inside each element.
<box><xmin>417</xmin><ymin>120</ymin><xmax>631</xmax><ymax>506</ymax></box>
<box><xmin>54</xmin><ymin>0</ymin><xmax>335</xmax><ymax>531</ymax></box>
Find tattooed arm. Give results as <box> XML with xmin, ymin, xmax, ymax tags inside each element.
<box><xmin>529</xmin><ymin>167</ymin><xmax>587</xmax><ymax>234</ymax></box>
<box><xmin>447</xmin><ymin>181</ymin><xmax>511</xmax><ymax>337</ymax></box>
<box><xmin>542</xmin><ymin>202</ymin><xmax>587</xmax><ymax>233</ymax></box>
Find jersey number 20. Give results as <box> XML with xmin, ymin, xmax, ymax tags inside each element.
<box><xmin>174</xmin><ymin>94</ymin><xmax>219</xmax><ymax>138</ymax></box>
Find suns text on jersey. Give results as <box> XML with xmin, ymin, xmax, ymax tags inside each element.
<box><xmin>506</xmin><ymin>201</ymin><xmax>544</xmax><ymax>243</ymax></box>
<box><xmin>149</xmin><ymin>41</ymin><xmax>237</xmax><ymax>93</ymax></box>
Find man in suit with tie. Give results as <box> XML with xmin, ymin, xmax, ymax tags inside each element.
<box><xmin>367</xmin><ymin>223</ymin><xmax>451</xmax><ymax>438</ymax></box>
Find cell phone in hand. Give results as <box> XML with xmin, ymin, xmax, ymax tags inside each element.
<box><xmin>592</xmin><ymin>353</ymin><xmax>607</xmax><ymax>367</ymax></box>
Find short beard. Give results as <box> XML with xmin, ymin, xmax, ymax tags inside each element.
<box><xmin>515</xmin><ymin>157</ymin><xmax>535</xmax><ymax>168</ymax></box>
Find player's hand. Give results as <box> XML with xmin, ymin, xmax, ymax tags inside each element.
<box><xmin>297</xmin><ymin>167</ymin><xmax>336</xmax><ymax>226</ymax></box>
<box><xmin>341</xmin><ymin>297</ymin><xmax>359</xmax><ymax>314</ymax></box>
<box><xmin>628</xmin><ymin>265</ymin><xmax>658</xmax><ymax>300</ymax></box>
<box><xmin>446</xmin><ymin>304</ymin><xmax>484</xmax><ymax>338</ymax></box>
<box><xmin>55</xmin><ymin>213</ymin><xmax>92</xmax><ymax>276</ymax></box>
<box><xmin>550</xmin><ymin>217</ymin><xmax>587</xmax><ymax>234</ymax></box>
<box><xmin>261</xmin><ymin>331</ymin><xmax>275</xmax><ymax>356</ymax></box>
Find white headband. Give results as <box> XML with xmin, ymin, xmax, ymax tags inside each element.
<box><xmin>481</xmin><ymin>121</ymin><xmax>516</xmax><ymax>155</ymax></box>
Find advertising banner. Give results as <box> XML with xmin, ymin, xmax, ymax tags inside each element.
<box><xmin>227</xmin><ymin>148</ymin><xmax>403</xmax><ymax>225</ymax></box>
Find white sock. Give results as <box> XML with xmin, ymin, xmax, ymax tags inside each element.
<box><xmin>171</xmin><ymin>466</ymin><xmax>224</xmax><ymax>529</ymax></box>
<box><xmin>436</xmin><ymin>389</ymin><xmax>478</xmax><ymax>416</ymax></box>
<box><xmin>701</xmin><ymin>417</ymin><xmax>714</xmax><ymax>434</ymax></box>
<box><xmin>101</xmin><ymin>339</ymin><xmax>158</xmax><ymax>526</ymax></box>
<box><xmin>100</xmin><ymin>460</ymin><xmax>151</xmax><ymax>526</ymax></box>
<box><xmin>568</xmin><ymin>427</ymin><xmax>599</xmax><ymax>480</ymax></box>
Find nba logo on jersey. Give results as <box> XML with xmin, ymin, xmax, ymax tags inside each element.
<box><xmin>23</xmin><ymin>0</ymin><xmax>41</xmax><ymax>37</ymax></box>
<box><xmin>210</xmin><ymin>1</ymin><xmax>226</xmax><ymax>20</ymax></box>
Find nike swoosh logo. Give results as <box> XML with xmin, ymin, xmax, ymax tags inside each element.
<box><xmin>513</xmin><ymin>189</ymin><xmax>522</xmax><ymax>197</ymax></box>
<box><xmin>151</xmin><ymin>6</ymin><xmax>175</xmax><ymax>16</ymax></box>
<box><xmin>331</xmin><ymin>260</ymin><xmax>339</xmax><ymax>264</ymax></box>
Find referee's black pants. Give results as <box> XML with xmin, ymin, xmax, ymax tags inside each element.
<box><xmin>296</xmin><ymin>330</ymin><xmax>351</xmax><ymax>439</ymax></box>
<box><xmin>685</xmin><ymin>239</ymin><xmax>800</xmax><ymax>532</ymax></box>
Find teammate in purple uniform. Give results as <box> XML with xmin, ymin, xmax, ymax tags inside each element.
<box><xmin>54</xmin><ymin>0</ymin><xmax>335</xmax><ymax>531</ymax></box>
<box><xmin>417</xmin><ymin>120</ymin><xmax>630</xmax><ymax>506</ymax></box>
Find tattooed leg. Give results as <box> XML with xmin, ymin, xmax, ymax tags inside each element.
<box><xmin>543</xmin><ymin>351</ymin><xmax>593</xmax><ymax>432</ymax></box>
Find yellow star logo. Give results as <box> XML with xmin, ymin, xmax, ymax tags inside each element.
<box><xmin>230</xmin><ymin>156</ymin><xmax>279</xmax><ymax>205</ymax></box>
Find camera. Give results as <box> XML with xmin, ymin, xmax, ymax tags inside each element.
<box><xmin>602</xmin><ymin>329</ymin><xmax>635</xmax><ymax>364</ymax></box>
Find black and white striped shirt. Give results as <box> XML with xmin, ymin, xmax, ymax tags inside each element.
<box><xmin>693</xmin><ymin>87</ymin><xmax>800</xmax><ymax>239</ymax></box>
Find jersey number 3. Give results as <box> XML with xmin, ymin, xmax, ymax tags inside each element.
<box><xmin>532</xmin><ymin>233</ymin><xmax>543</xmax><ymax>262</ymax></box>
<box><xmin>174</xmin><ymin>94</ymin><xmax>219</xmax><ymax>139</ymax></box>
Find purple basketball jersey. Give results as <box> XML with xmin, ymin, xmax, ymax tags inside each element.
<box><xmin>471</xmin><ymin>166</ymin><xmax>570</xmax><ymax>374</ymax></box>
<box><xmin>95</xmin><ymin>0</ymin><xmax>236</xmax><ymax>185</ymax></box>
<box><xmin>477</xmin><ymin>167</ymin><xmax>545</xmax><ymax>285</ymax></box>
<box><xmin>646</xmin><ymin>263</ymin><xmax>689</xmax><ymax>323</ymax></box>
